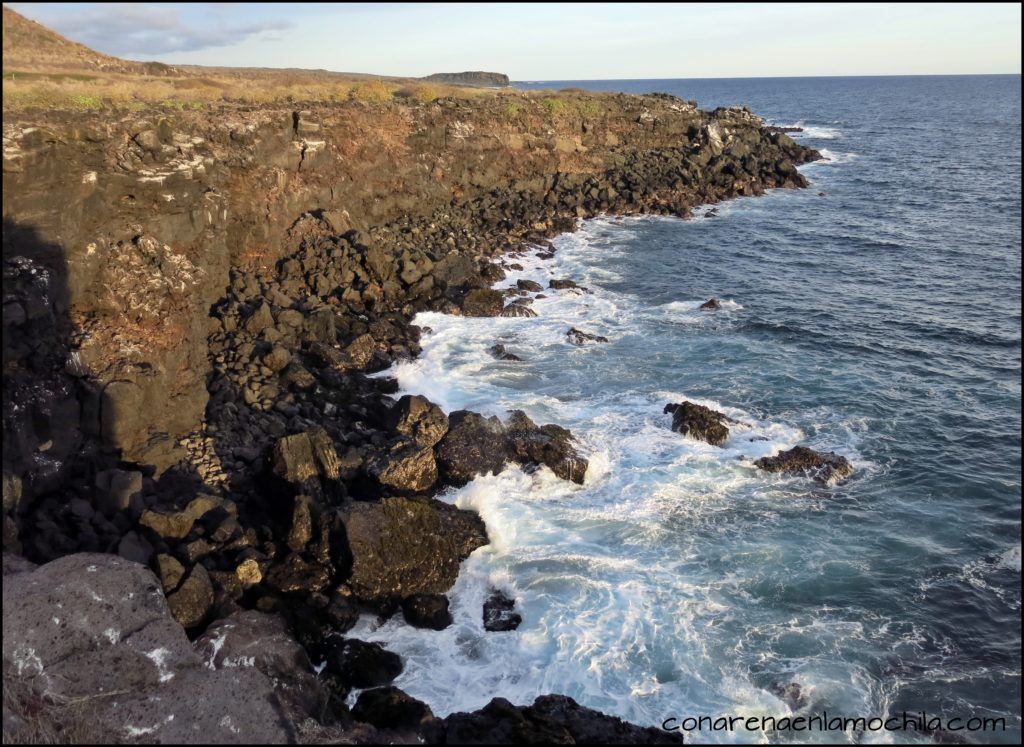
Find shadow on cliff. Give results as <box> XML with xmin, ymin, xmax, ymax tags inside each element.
<box><xmin>2</xmin><ymin>218</ymin><xmax>119</xmax><ymax>560</ymax></box>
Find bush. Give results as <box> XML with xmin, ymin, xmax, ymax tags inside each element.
<box><xmin>541</xmin><ymin>97</ymin><xmax>566</xmax><ymax>115</ymax></box>
<box><xmin>348</xmin><ymin>79</ymin><xmax>393</xmax><ymax>103</ymax></box>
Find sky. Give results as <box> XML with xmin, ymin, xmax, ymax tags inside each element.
<box><xmin>8</xmin><ymin>2</ymin><xmax>1022</xmax><ymax>79</ymax></box>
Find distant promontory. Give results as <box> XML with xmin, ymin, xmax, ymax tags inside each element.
<box><xmin>423</xmin><ymin>71</ymin><xmax>509</xmax><ymax>87</ymax></box>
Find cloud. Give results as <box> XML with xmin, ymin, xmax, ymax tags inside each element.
<box><xmin>16</xmin><ymin>3</ymin><xmax>293</xmax><ymax>56</ymax></box>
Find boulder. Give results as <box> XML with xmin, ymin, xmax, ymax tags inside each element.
<box><xmin>500</xmin><ymin>303</ymin><xmax>538</xmax><ymax>318</ymax></box>
<box><xmin>341</xmin><ymin>496</ymin><xmax>488</xmax><ymax>600</ymax></box>
<box><xmin>445</xmin><ymin>695</ymin><xmax>684</xmax><ymax>744</ymax></box>
<box><xmin>663</xmin><ymin>401</ymin><xmax>731</xmax><ymax>446</ymax></box>
<box><xmin>461</xmin><ymin>289</ymin><xmax>505</xmax><ymax>317</ymax></box>
<box><xmin>516</xmin><ymin>279</ymin><xmax>543</xmax><ymax>292</ymax></box>
<box><xmin>754</xmin><ymin>445</ymin><xmax>854</xmax><ymax>484</ymax></box>
<box><xmin>483</xmin><ymin>590</ymin><xmax>522</xmax><ymax>632</ymax></box>
<box><xmin>263</xmin><ymin>345</ymin><xmax>292</xmax><ymax>372</ymax></box>
<box><xmin>505</xmin><ymin>410</ymin><xmax>588</xmax><ymax>484</ymax></box>
<box><xmin>435</xmin><ymin>410</ymin><xmax>512</xmax><ymax>485</ymax></box>
<box><xmin>155</xmin><ymin>553</ymin><xmax>186</xmax><ymax>593</ymax></box>
<box><xmin>323</xmin><ymin>637</ymin><xmax>403</xmax><ymax>689</ymax></box>
<box><xmin>263</xmin><ymin>553</ymin><xmax>331</xmax><ymax>594</ymax></box>
<box><xmin>549</xmin><ymin>278</ymin><xmax>579</xmax><ymax>290</ymax></box>
<box><xmin>2</xmin><ymin>553</ymin><xmax>293</xmax><ymax>743</ymax></box>
<box><xmin>352</xmin><ymin>686</ymin><xmax>436</xmax><ymax>730</ymax></box>
<box><xmin>139</xmin><ymin>494</ymin><xmax>224</xmax><ymax>540</ymax></box>
<box><xmin>195</xmin><ymin>610</ymin><xmax>325</xmax><ymax>720</ymax></box>
<box><xmin>567</xmin><ymin>327</ymin><xmax>608</xmax><ymax>345</ymax></box>
<box><xmin>344</xmin><ymin>333</ymin><xmax>377</xmax><ymax>370</ymax></box>
<box><xmin>387</xmin><ymin>395</ymin><xmax>449</xmax><ymax>448</ymax></box>
<box><xmin>367</xmin><ymin>441</ymin><xmax>439</xmax><ymax>494</ymax></box>
<box><xmin>166</xmin><ymin>563</ymin><xmax>214</xmax><ymax>629</ymax></box>
<box><xmin>401</xmin><ymin>593</ymin><xmax>453</xmax><ymax>630</ymax></box>
<box><xmin>271</xmin><ymin>427</ymin><xmax>340</xmax><ymax>484</ymax></box>
<box><xmin>699</xmin><ymin>298</ymin><xmax>722</xmax><ymax>310</ymax></box>
<box><xmin>244</xmin><ymin>301</ymin><xmax>275</xmax><ymax>334</ymax></box>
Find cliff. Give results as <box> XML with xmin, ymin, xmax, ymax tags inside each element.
<box><xmin>2</xmin><ymin>12</ymin><xmax>819</xmax><ymax>742</ymax></box>
<box><xmin>423</xmin><ymin>71</ymin><xmax>510</xmax><ymax>86</ymax></box>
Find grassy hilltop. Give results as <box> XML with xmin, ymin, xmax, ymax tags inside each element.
<box><xmin>2</xmin><ymin>5</ymin><xmax>512</xmax><ymax>112</ymax></box>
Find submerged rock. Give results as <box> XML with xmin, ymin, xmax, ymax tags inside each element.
<box><xmin>663</xmin><ymin>401</ymin><xmax>731</xmax><ymax>446</ymax></box>
<box><xmin>699</xmin><ymin>298</ymin><xmax>722</xmax><ymax>310</ymax></box>
<box><xmin>754</xmin><ymin>445</ymin><xmax>854</xmax><ymax>484</ymax></box>
<box><xmin>483</xmin><ymin>590</ymin><xmax>522</xmax><ymax>632</ymax></box>
<box><xmin>489</xmin><ymin>343</ymin><xmax>522</xmax><ymax>361</ymax></box>
<box><xmin>566</xmin><ymin>327</ymin><xmax>608</xmax><ymax>345</ymax></box>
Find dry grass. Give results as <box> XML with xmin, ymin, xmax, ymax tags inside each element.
<box><xmin>1</xmin><ymin>67</ymin><xmax>490</xmax><ymax>112</ymax></box>
<box><xmin>2</xmin><ymin>676</ymin><xmax>118</xmax><ymax>744</ymax></box>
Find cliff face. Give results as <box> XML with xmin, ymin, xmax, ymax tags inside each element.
<box><xmin>2</xmin><ymin>88</ymin><xmax>816</xmax><ymax>738</ymax></box>
<box><xmin>422</xmin><ymin>71</ymin><xmax>510</xmax><ymax>86</ymax></box>
<box><xmin>2</xmin><ymin>93</ymin><xmax>811</xmax><ymax>488</ymax></box>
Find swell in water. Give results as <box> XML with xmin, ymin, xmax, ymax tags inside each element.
<box><xmin>349</xmin><ymin>76</ymin><xmax>1022</xmax><ymax>743</ymax></box>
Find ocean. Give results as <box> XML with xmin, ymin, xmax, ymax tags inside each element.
<box><xmin>350</xmin><ymin>76</ymin><xmax>1022</xmax><ymax>743</ymax></box>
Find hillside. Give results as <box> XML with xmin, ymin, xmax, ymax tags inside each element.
<box><xmin>2</xmin><ymin>4</ymin><xmax>175</xmax><ymax>75</ymax></box>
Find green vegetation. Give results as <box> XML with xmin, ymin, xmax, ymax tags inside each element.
<box><xmin>541</xmin><ymin>97</ymin><xmax>566</xmax><ymax>115</ymax></box>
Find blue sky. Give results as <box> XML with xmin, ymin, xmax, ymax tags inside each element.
<box><xmin>9</xmin><ymin>2</ymin><xmax>1022</xmax><ymax>79</ymax></box>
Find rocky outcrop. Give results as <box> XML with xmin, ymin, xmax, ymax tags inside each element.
<box><xmin>2</xmin><ymin>553</ymin><xmax>297</xmax><ymax>743</ymax></box>
<box><xmin>444</xmin><ymin>695</ymin><xmax>684</xmax><ymax>744</ymax></box>
<box><xmin>663</xmin><ymin>401</ymin><xmax>732</xmax><ymax>446</ymax></box>
<box><xmin>754</xmin><ymin>445</ymin><xmax>854</xmax><ymax>484</ymax></box>
<box><xmin>341</xmin><ymin>496</ymin><xmax>488</xmax><ymax>601</ymax></box>
<box><xmin>436</xmin><ymin>409</ymin><xmax>589</xmax><ymax>485</ymax></box>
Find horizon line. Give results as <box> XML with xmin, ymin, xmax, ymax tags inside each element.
<box><xmin>510</xmin><ymin>72</ymin><xmax>1022</xmax><ymax>83</ymax></box>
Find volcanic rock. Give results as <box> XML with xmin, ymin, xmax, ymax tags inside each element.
<box><xmin>754</xmin><ymin>445</ymin><xmax>854</xmax><ymax>484</ymax></box>
<box><xmin>483</xmin><ymin>590</ymin><xmax>522</xmax><ymax>632</ymax></box>
<box><xmin>567</xmin><ymin>327</ymin><xmax>608</xmax><ymax>345</ymax></box>
<box><xmin>322</xmin><ymin>637</ymin><xmax>403</xmax><ymax>688</ymax></box>
<box><xmin>445</xmin><ymin>694</ymin><xmax>684</xmax><ymax>744</ymax></box>
<box><xmin>341</xmin><ymin>496</ymin><xmax>488</xmax><ymax>600</ymax></box>
<box><xmin>401</xmin><ymin>593</ymin><xmax>453</xmax><ymax>630</ymax></box>
<box><xmin>663</xmin><ymin>401</ymin><xmax>731</xmax><ymax>446</ymax></box>
<box><xmin>435</xmin><ymin>411</ymin><xmax>512</xmax><ymax>485</ymax></box>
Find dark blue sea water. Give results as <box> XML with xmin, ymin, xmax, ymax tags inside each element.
<box><xmin>355</xmin><ymin>76</ymin><xmax>1022</xmax><ymax>743</ymax></box>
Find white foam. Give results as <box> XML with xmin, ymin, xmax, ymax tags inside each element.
<box><xmin>369</xmin><ymin>216</ymin><xmax>877</xmax><ymax>736</ymax></box>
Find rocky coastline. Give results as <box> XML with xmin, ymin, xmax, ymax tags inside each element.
<box><xmin>3</xmin><ymin>89</ymin><xmax>820</xmax><ymax>743</ymax></box>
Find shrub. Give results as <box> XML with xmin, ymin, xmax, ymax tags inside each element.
<box><xmin>541</xmin><ymin>97</ymin><xmax>566</xmax><ymax>115</ymax></box>
<box><xmin>348</xmin><ymin>79</ymin><xmax>393</xmax><ymax>103</ymax></box>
